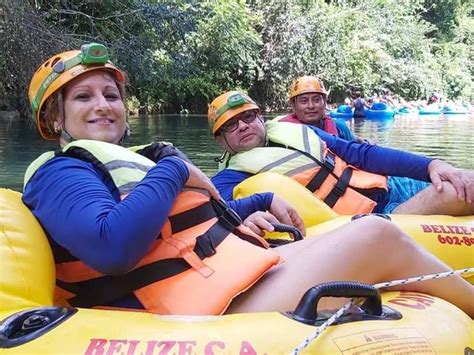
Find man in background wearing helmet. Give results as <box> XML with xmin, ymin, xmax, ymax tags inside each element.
<box><xmin>209</xmin><ymin>91</ymin><xmax>474</xmax><ymax>216</ymax></box>
<box><xmin>276</xmin><ymin>76</ymin><xmax>356</xmax><ymax>141</ymax></box>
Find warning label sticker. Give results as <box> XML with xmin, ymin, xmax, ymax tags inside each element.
<box><xmin>332</xmin><ymin>328</ymin><xmax>434</xmax><ymax>354</ymax></box>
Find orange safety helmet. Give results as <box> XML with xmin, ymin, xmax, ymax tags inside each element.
<box><xmin>28</xmin><ymin>43</ymin><xmax>126</xmax><ymax>140</ymax></box>
<box><xmin>289</xmin><ymin>76</ymin><xmax>327</xmax><ymax>100</ymax></box>
<box><xmin>208</xmin><ymin>91</ymin><xmax>259</xmax><ymax>135</ymax></box>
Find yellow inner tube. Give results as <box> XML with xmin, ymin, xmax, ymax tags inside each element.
<box><xmin>0</xmin><ymin>189</ymin><xmax>55</xmax><ymax>310</ymax></box>
<box><xmin>0</xmin><ymin>187</ymin><xmax>472</xmax><ymax>354</ymax></box>
<box><xmin>234</xmin><ymin>173</ymin><xmax>474</xmax><ymax>283</ymax></box>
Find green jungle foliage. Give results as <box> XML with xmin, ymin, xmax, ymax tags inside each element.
<box><xmin>1</xmin><ymin>0</ymin><xmax>472</xmax><ymax>115</ymax></box>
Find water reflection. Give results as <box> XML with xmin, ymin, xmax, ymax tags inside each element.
<box><xmin>1</xmin><ymin>113</ymin><xmax>473</xmax><ymax>192</ymax></box>
<box><xmin>127</xmin><ymin>115</ymin><xmax>222</xmax><ymax>175</ymax></box>
<box><xmin>0</xmin><ymin>116</ymin><xmax>56</xmax><ymax>192</ymax></box>
<box><xmin>355</xmin><ymin>114</ymin><xmax>474</xmax><ymax>165</ymax></box>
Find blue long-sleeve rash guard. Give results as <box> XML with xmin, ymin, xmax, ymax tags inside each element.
<box><xmin>23</xmin><ymin>156</ymin><xmax>273</xmax><ymax>277</ymax></box>
<box><xmin>212</xmin><ymin>126</ymin><xmax>433</xmax><ymax>205</ymax></box>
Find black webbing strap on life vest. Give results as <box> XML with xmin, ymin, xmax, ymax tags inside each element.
<box><xmin>50</xmin><ymin>201</ymin><xmax>221</xmax><ymax>264</ymax></box>
<box><xmin>170</xmin><ymin>199</ymin><xmax>259</xmax><ymax>248</ymax></box>
<box><xmin>58</xmin><ymin>221</ymin><xmax>231</xmax><ymax>308</ymax></box>
<box><xmin>268</xmin><ymin>141</ymin><xmax>336</xmax><ymax>193</ymax></box>
<box><xmin>305</xmin><ymin>151</ymin><xmax>336</xmax><ymax>192</ymax></box>
<box><xmin>162</xmin><ymin>198</ymin><xmax>242</xmax><ymax>236</ymax></box>
<box><xmin>323</xmin><ymin>167</ymin><xmax>353</xmax><ymax>208</ymax></box>
<box><xmin>50</xmin><ymin>238</ymin><xmax>77</xmax><ymax>264</ymax></box>
<box><xmin>168</xmin><ymin>202</ymin><xmax>220</xmax><ymax>234</ymax></box>
<box><xmin>134</xmin><ymin>142</ymin><xmax>191</xmax><ymax>164</ymax></box>
<box><xmin>56</xmin><ymin>147</ymin><xmax>115</xmax><ymax>189</ymax></box>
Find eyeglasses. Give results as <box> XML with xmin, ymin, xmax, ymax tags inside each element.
<box><xmin>31</xmin><ymin>43</ymin><xmax>110</xmax><ymax>117</ymax></box>
<box><xmin>220</xmin><ymin>112</ymin><xmax>259</xmax><ymax>133</ymax></box>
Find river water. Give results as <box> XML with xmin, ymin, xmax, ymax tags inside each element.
<box><xmin>1</xmin><ymin>113</ymin><xmax>473</xmax><ymax>192</ymax></box>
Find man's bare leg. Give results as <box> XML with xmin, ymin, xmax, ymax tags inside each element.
<box><xmin>393</xmin><ymin>182</ymin><xmax>474</xmax><ymax>215</ymax></box>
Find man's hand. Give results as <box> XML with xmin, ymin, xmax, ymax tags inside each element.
<box><xmin>242</xmin><ymin>195</ymin><xmax>306</xmax><ymax>237</ymax></box>
<box><xmin>428</xmin><ymin>159</ymin><xmax>473</xmax><ymax>203</ymax></box>
<box><xmin>355</xmin><ymin>136</ymin><xmax>376</xmax><ymax>145</ymax></box>
<box><xmin>243</xmin><ymin>211</ymin><xmax>279</xmax><ymax>236</ymax></box>
<box><xmin>268</xmin><ymin>195</ymin><xmax>306</xmax><ymax>235</ymax></box>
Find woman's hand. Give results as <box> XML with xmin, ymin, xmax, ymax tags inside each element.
<box><xmin>182</xmin><ymin>160</ymin><xmax>221</xmax><ymax>201</ymax></box>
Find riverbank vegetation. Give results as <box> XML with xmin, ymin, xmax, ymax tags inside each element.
<box><xmin>1</xmin><ymin>0</ymin><xmax>472</xmax><ymax>115</ymax></box>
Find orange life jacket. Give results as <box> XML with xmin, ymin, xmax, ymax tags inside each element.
<box><xmin>27</xmin><ymin>140</ymin><xmax>281</xmax><ymax>315</ymax></box>
<box><xmin>225</xmin><ymin>122</ymin><xmax>388</xmax><ymax>214</ymax></box>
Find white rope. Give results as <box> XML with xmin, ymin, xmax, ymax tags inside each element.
<box><xmin>373</xmin><ymin>267</ymin><xmax>474</xmax><ymax>289</ymax></box>
<box><xmin>290</xmin><ymin>299</ymin><xmax>360</xmax><ymax>355</ymax></box>
<box><xmin>291</xmin><ymin>267</ymin><xmax>474</xmax><ymax>354</ymax></box>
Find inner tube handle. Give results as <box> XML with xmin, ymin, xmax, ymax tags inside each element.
<box><xmin>270</xmin><ymin>223</ymin><xmax>304</xmax><ymax>241</ymax></box>
<box><xmin>291</xmin><ymin>281</ymin><xmax>382</xmax><ymax>324</ymax></box>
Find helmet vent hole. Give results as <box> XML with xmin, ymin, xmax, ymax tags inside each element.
<box><xmin>51</xmin><ymin>57</ymin><xmax>61</xmax><ymax>67</ymax></box>
<box><xmin>43</xmin><ymin>61</ymin><xmax>50</xmax><ymax>68</ymax></box>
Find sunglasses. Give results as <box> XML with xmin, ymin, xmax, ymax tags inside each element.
<box><xmin>220</xmin><ymin>112</ymin><xmax>259</xmax><ymax>133</ymax></box>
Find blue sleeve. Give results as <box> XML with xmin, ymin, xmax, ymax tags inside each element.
<box><xmin>335</xmin><ymin>119</ymin><xmax>355</xmax><ymax>141</ymax></box>
<box><xmin>211</xmin><ymin>169</ymin><xmax>253</xmax><ymax>200</ymax></box>
<box><xmin>22</xmin><ymin>156</ymin><xmax>189</xmax><ymax>275</ymax></box>
<box><xmin>309</xmin><ymin>127</ymin><xmax>433</xmax><ymax>181</ymax></box>
<box><xmin>227</xmin><ymin>193</ymin><xmax>274</xmax><ymax>220</ymax></box>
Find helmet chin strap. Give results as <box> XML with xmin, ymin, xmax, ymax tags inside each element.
<box><xmin>118</xmin><ymin>123</ymin><xmax>131</xmax><ymax>145</ymax></box>
<box><xmin>56</xmin><ymin>93</ymin><xmax>74</xmax><ymax>145</ymax></box>
<box><xmin>223</xmin><ymin>134</ymin><xmax>238</xmax><ymax>155</ymax></box>
<box><xmin>59</xmin><ymin>129</ymin><xmax>74</xmax><ymax>144</ymax></box>
<box><xmin>259</xmin><ymin>116</ymin><xmax>269</xmax><ymax>147</ymax></box>
<box><xmin>214</xmin><ymin>150</ymin><xmax>230</xmax><ymax>164</ymax></box>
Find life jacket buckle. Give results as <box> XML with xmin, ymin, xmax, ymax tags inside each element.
<box><xmin>332</xmin><ymin>183</ymin><xmax>345</xmax><ymax>197</ymax></box>
<box><xmin>324</xmin><ymin>153</ymin><xmax>335</xmax><ymax>170</ymax></box>
<box><xmin>194</xmin><ymin>233</ymin><xmax>217</xmax><ymax>258</ymax></box>
<box><xmin>211</xmin><ymin>199</ymin><xmax>243</xmax><ymax>229</ymax></box>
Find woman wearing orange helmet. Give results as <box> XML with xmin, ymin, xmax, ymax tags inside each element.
<box><xmin>28</xmin><ymin>43</ymin><xmax>127</xmax><ymax>142</ymax></box>
<box><xmin>21</xmin><ymin>44</ymin><xmax>474</xmax><ymax>317</ymax></box>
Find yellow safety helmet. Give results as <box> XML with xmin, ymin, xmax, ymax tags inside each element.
<box><xmin>208</xmin><ymin>91</ymin><xmax>260</xmax><ymax>135</ymax></box>
<box><xmin>289</xmin><ymin>76</ymin><xmax>327</xmax><ymax>100</ymax></box>
<box><xmin>28</xmin><ymin>43</ymin><xmax>126</xmax><ymax>140</ymax></box>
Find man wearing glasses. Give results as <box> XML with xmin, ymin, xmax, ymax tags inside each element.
<box><xmin>209</xmin><ymin>91</ymin><xmax>474</xmax><ymax>216</ymax></box>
